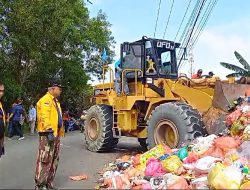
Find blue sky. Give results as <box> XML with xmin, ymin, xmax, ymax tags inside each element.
<box><xmin>87</xmin><ymin>0</ymin><xmax>250</xmax><ymax>79</ymax></box>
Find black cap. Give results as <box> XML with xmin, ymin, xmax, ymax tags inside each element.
<box><xmin>48</xmin><ymin>79</ymin><xmax>64</xmax><ymax>88</ymax></box>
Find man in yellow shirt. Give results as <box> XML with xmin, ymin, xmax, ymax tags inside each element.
<box><xmin>35</xmin><ymin>81</ymin><xmax>64</xmax><ymax>190</ymax></box>
<box><xmin>0</xmin><ymin>81</ymin><xmax>5</xmax><ymax>158</ymax></box>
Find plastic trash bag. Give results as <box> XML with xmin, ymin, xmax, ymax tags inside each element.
<box><xmin>226</xmin><ymin>109</ymin><xmax>242</xmax><ymax>126</ymax></box>
<box><xmin>132</xmin><ymin>154</ymin><xmax>141</xmax><ymax>167</ymax></box>
<box><xmin>223</xmin><ymin>149</ymin><xmax>240</xmax><ymax>166</ymax></box>
<box><xmin>208</xmin><ymin>163</ymin><xmax>243</xmax><ymax>189</ymax></box>
<box><xmin>141</xmin><ymin>182</ymin><xmax>152</xmax><ymax>190</ymax></box>
<box><xmin>183</xmin><ymin>152</ymin><xmax>199</xmax><ymax>164</ymax></box>
<box><xmin>149</xmin><ymin>177</ymin><xmax>167</xmax><ymax>189</ymax></box>
<box><xmin>125</xmin><ymin>167</ymin><xmax>144</xmax><ymax>178</ymax></box>
<box><xmin>245</xmin><ymin>89</ymin><xmax>250</xmax><ymax>97</ymax></box>
<box><xmin>131</xmin><ymin>184</ymin><xmax>142</xmax><ymax>190</ymax></box>
<box><xmin>191</xmin><ymin>134</ymin><xmax>217</xmax><ymax>155</ymax></box>
<box><xmin>109</xmin><ymin>174</ymin><xmax>131</xmax><ymax>189</ymax></box>
<box><xmin>102</xmin><ymin>171</ymin><xmax>121</xmax><ymax>188</ymax></box>
<box><xmin>140</xmin><ymin>145</ymin><xmax>166</xmax><ymax>165</ymax></box>
<box><xmin>182</xmin><ymin>152</ymin><xmax>199</xmax><ymax>170</ymax></box>
<box><xmin>230</xmin><ymin>120</ymin><xmax>245</xmax><ymax>136</ymax></box>
<box><xmin>243</xmin><ymin>125</ymin><xmax>250</xmax><ymax>141</ymax></box>
<box><xmin>160</xmin><ymin>155</ymin><xmax>183</xmax><ymax>175</ymax></box>
<box><xmin>240</xmin><ymin>181</ymin><xmax>250</xmax><ymax>189</ymax></box>
<box><xmin>202</xmin><ymin>146</ymin><xmax>224</xmax><ymax>158</ymax></box>
<box><xmin>237</xmin><ymin>141</ymin><xmax>250</xmax><ymax>160</ymax></box>
<box><xmin>163</xmin><ymin>174</ymin><xmax>190</xmax><ymax>189</ymax></box>
<box><xmin>144</xmin><ymin>158</ymin><xmax>165</xmax><ymax>177</ymax></box>
<box><xmin>194</xmin><ymin>156</ymin><xmax>222</xmax><ymax>174</ymax></box>
<box><xmin>191</xmin><ymin>177</ymin><xmax>209</xmax><ymax>189</ymax></box>
<box><xmin>214</xmin><ymin>136</ymin><xmax>241</xmax><ymax>152</ymax></box>
<box><xmin>177</xmin><ymin>146</ymin><xmax>188</xmax><ymax>161</ymax></box>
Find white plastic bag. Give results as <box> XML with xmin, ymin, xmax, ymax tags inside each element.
<box><xmin>191</xmin><ymin>135</ymin><xmax>217</xmax><ymax>154</ymax></box>
<box><xmin>194</xmin><ymin>156</ymin><xmax>222</xmax><ymax>174</ymax></box>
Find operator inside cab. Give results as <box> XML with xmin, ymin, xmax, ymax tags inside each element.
<box><xmin>114</xmin><ymin>59</ymin><xmax>129</xmax><ymax>96</ymax></box>
<box><xmin>192</xmin><ymin>69</ymin><xmax>203</xmax><ymax>79</ymax></box>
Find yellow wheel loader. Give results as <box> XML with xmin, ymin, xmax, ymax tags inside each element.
<box><xmin>84</xmin><ymin>36</ymin><xmax>250</xmax><ymax>152</ymax></box>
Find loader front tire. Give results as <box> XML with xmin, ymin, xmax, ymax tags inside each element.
<box><xmin>84</xmin><ymin>105</ymin><xmax>117</xmax><ymax>152</ymax></box>
<box><xmin>147</xmin><ymin>102</ymin><xmax>207</xmax><ymax>149</ymax></box>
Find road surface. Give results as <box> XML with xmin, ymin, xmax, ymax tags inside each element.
<box><xmin>0</xmin><ymin>131</ymin><xmax>141</xmax><ymax>189</ymax></box>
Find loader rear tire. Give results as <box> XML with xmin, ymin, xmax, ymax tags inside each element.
<box><xmin>147</xmin><ymin>102</ymin><xmax>207</xmax><ymax>149</ymax></box>
<box><xmin>84</xmin><ymin>105</ymin><xmax>117</xmax><ymax>152</ymax></box>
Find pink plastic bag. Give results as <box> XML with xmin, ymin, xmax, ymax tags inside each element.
<box><xmin>141</xmin><ymin>182</ymin><xmax>152</xmax><ymax>190</ymax></box>
<box><xmin>214</xmin><ymin>136</ymin><xmax>240</xmax><ymax>152</ymax></box>
<box><xmin>145</xmin><ymin>158</ymin><xmax>166</xmax><ymax>177</ymax></box>
<box><xmin>167</xmin><ymin>176</ymin><xmax>190</xmax><ymax>189</ymax></box>
<box><xmin>226</xmin><ymin>109</ymin><xmax>242</xmax><ymax>126</ymax></box>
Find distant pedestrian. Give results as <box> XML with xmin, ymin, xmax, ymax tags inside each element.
<box><xmin>0</xmin><ymin>81</ymin><xmax>5</xmax><ymax>158</ymax></box>
<box><xmin>35</xmin><ymin>80</ymin><xmax>64</xmax><ymax>190</ymax></box>
<box><xmin>9</xmin><ymin>97</ymin><xmax>25</xmax><ymax>140</ymax></box>
<box><xmin>63</xmin><ymin>110</ymin><xmax>70</xmax><ymax>133</ymax></box>
<box><xmin>28</xmin><ymin>104</ymin><xmax>36</xmax><ymax>135</ymax></box>
<box><xmin>7</xmin><ymin>103</ymin><xmax>16</xmax><ymax>138</ymax></box>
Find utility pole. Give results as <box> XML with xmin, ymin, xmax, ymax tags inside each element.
<box><xmin>188</xmin><ymin>51</ymin><xmax>194</xmax><ymax>78</ymax></box>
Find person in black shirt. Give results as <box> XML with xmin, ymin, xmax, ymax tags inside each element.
<box><xmin>0</xmin><ymin>81</ymin><xmax>5</xmax><ymax>158</ymax></box>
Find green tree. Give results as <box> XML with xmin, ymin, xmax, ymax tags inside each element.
<box><xmin>220</xmin><ymin>51</ymin><xmax>250</xmax><ymax>78</ymax></box>
<box><xmin>0</xmin><ymin>0</ymin><xmax>114</xmax><ymax>111</ymax></box>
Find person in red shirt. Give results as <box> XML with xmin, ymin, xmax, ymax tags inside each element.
<box><xmin>63</xmin><ymin>111</ymin><xmax>70</xmax><ymax>133</ymax></box>
<box><xmin>192</xmin><ymin>69</ymin><xmax>203</xmax><ymax>79</ymax></box>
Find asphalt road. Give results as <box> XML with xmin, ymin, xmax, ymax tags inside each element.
<box><xmin>0</xmin><ymin>131</ymin><xmax>141</xmax><ymax>189</ymax></box>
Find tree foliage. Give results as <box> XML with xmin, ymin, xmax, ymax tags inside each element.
<box><xmin>0</xmin><ymin>0</ymin><xmax>114</xmax><ymax>113</ymax></box>
<box><xmin>220</xmin><ymin>51</ymin><xmax>250</xmax><ymax>78</ymax></box>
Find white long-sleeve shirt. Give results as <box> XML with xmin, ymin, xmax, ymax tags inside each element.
<box><xmin>28</xmin><ymin>107</ymin><xmax>36</xmax><ymax>122</ymax></box>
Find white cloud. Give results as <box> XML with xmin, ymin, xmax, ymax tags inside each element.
<box><xmin>180</xmin><ymin>20</ymin><xmax>250</xmax><ymax>79</ymax></box>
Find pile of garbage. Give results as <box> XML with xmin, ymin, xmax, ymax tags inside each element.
<box><xmin>226</xmin><ymin>94</ymin><xmax>250</xmax><ymax>140</ymax></box>
<box><xmin>97</xmin><ymin>135</ymin><xmax>250</xmax><ymax>189</ymax></box>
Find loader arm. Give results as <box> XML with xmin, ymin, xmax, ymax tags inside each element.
<box><xmin>170</xmin><ymin>82</ymin><xmax>213</xmax><ymax>113</ymax></box>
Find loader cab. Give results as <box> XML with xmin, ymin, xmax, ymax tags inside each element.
<box><xmin>120</xmin><ymin>37</ymin><xmax>180</xmax><ymax>81</ymax></box>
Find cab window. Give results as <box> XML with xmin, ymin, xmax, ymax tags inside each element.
<box><xmin>122</xmin><ymin>44</ymin><xmax>142</xmax><ymax>70</ymax></box>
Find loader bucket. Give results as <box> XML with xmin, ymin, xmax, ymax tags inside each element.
<box><xmin>203</xmin><ymin>81</ymin><xmax>250</xmax><ymax>134</ymax></box>
<box><xmin>212</xmin><ymin>81</ymin><xmax>250</xmax><ymax>112</ymax></box>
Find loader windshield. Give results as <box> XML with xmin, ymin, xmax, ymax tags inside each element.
<box><xmin>156</xmin><ymin>46</ymin><xmax>178</xmax><ymax>77</ymax></box>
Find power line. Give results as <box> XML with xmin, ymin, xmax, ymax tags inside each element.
<box><xmin>173</xmin><ymin>0</ymin><xmax>192</xmax><ymax>41</ymax></box>
<box><xmin>178</xmin><ymin>0</ymin><xmax>207</xmax><ymax>69</ymax></box>
<box><xmin>178</xmin><ymin>0</ymin><xmax>202</xmax><ymax>44</ymax></box>
<box><xmin>189</xmin><ymin>0</ymin><xmax>218</xmax><ymax>51</ymax></box>
<box><xmin>154</xmin><ymin>0</ymin><xmax>162</xmax><ymax>38</ymax></box>
<box><xmin>177</xmin><ymin>0</ymin><xmax>203</xmax><ymax>60</ymax></box>
<box><xmin>165</xmin><ymin>0</ymin><xmax>192</xmax><ymax>62</ymax></box>
<box><xmin>189</xmin><ymin>0</ymin><xmax>213</xmax><ymax>46</ymax></box>
<box><xmin>164</xmin><ymin>0</ymin><xmax>189</xmax><ymax>62</ymax></box>
<box><xmin>163</xmin><ymin>0</ymin><xmax>175</xmax><ymax>39</ymax></box>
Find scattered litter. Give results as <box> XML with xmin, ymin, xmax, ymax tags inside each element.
<box><xmin>69</xmin><ymin>174</ymin><xmax>88</xmax><ymax>181</ymax></box>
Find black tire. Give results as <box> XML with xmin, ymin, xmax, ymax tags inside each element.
<box><xmin>147</xmin><ymin>102</ymin><xmax>208</xmax><ymax>149</ymax></box>
<box><xmin>138</xmin><ymin>138</ymin><xmax>148</xmax><ymax>152</ymax></box>
<box><xmin>84</xmin><ymin>105</ymin><xmax>117</xmax><ymax>152</ymax></box>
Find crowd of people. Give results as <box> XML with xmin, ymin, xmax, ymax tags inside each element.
<box><xmin>4</xmin><ymin>98</ymin><xmax>37</xmax><ymax>140</ymax></box>
<box><xmin>3</xmin><ymin>98</ymin><xmax>85</xmax><ymax>141</ymax></box>
<box><xmin>0</xmin><ymin>80</ymin><xmax>87</xmax><ymax>190</ymax></box>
